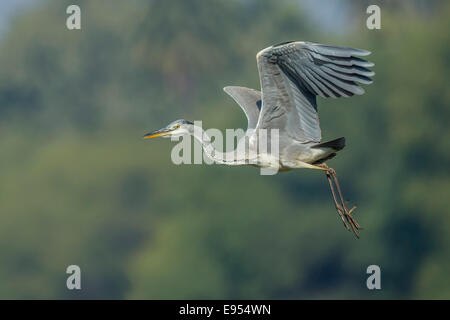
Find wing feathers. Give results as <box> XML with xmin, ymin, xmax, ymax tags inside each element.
<box><xmin>256</xmin><ymin>41</ymin><xmax>374</xmax><ymax>143</ymax></box>
<box><xmin>322</xmin><ymin>65</ymin><xmax>373</xmax><ymax>85</ymax></box>
<box><xmin>321</xmin><ymin>62</ymin><xmax>375</xmax><ymax>77</ymax></box>
<box><xmin>304</xmin><ymin>42</ymin><xmax>371</xmax><ymax>57</ymax></box>
<box><xmin>223</xmin><ymin>86</ymin><xmax>261</xmax><ymax>130</ymax></box>
<box><xmin>274</xmin><ymin>42</ymin><xmax>374</xmax><ymax>99</ymax></box>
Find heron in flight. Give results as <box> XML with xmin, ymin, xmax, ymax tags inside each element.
<box><xmin>144</xmin><ymin>41</ymin><xmax>374</xmax><ymax>238</ymax></box>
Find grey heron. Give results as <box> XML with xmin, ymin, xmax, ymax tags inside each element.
<box><xmin>144</xmin><ymin>41</ymin><xmax>374</xmax><ymax>238</ymax></box>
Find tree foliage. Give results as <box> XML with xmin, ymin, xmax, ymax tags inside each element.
<box><xmin>0</xmin><ymin>0</ymin><xmax>449</xmax><ymax>299</ymax></box>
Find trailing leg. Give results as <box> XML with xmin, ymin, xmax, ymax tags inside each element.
<box><xmin>317</xmin><ymin>163</ymin><xmax>361</xmax><ymax>238</ymax></box>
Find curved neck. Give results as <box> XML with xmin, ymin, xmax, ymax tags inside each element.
<box><xmin>189</xmin><ymin>125</ymin><xmax>248</xmax><ymax>165</ymax></box>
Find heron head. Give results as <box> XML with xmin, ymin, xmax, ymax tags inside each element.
<box><xmin>143</xmin><ymin>119</ymin><xmax>194</xmax><ymax>139</ymax></box>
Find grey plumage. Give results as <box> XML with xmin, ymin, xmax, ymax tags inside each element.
<box><xmin>145</xmin><ymin>41</ymin><xmax>375</xmax><ymax>238</ymax></box>
<box><xmin>255</xmin><ymin>41</ymin><xmax>374</xmax><ymax>145</ymax></box>
<box><xmin>223</xmin><ymin>86</ymin><xmax>261</xmax><ymax>130</ymax></box>
<box><xmin>223</xmin><ymin>42</ymin><xmax>374</xmax><ymax>147</ymax></box>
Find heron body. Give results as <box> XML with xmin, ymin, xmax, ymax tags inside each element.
<box><xmin>145</xmin><ymin>41</ymin><xmax>374</xmax><ymax>237</ymax></box>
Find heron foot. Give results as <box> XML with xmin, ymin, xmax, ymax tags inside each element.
<box><xmin>337</xmin><ymin>204</ymin><xmax>361</xmax><ymax>238</ymax></box>
<box><xmin>321</xmin><ymin>163</ymin><xmax>362</xmax><ymax>239</ymax></box>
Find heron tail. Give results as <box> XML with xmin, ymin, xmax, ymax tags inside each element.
<box><xmin>312</xmin><ymin>137</ymin><xmax>345</xmax><ymax>151</ymax></box>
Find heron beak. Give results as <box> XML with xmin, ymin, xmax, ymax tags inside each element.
<box><xmin>143</xmin><ymin>128</ymin><xmax>172</xmax><ymax>139</ymax></box>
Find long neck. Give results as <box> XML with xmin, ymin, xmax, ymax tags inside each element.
<box><xmin>190</xmin><ymin>125</ymin><xmax>248</xmax><ymax>165</ymax></box>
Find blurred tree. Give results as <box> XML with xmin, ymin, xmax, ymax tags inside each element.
<box><xmin>0</xmin><ymin>0</ymin><xmax>448</xmax><ymax>299</ymax></box>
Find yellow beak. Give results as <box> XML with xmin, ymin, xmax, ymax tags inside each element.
<box><xmin>143</xmin><ymin>128</ymin><xmax>172</xmax><ymax>139</ymax></box>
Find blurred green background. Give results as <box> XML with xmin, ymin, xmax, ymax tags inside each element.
<box><xmin>0</xmin><ymin>0</ymin><xmax>449</xmax><ymax>299</ymax></box>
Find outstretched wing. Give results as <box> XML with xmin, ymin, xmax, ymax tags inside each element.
<box><xmin>223</xmin><ymin>86</ymin><xmax>261</xmax><ymax>130</ymax></box>
<box><xmin>256</xmin><ymin>41</ymin><xmax>374</xmax><ymax>143</ymax></box>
